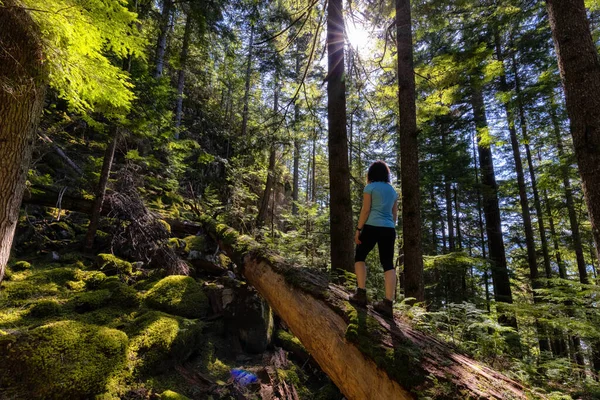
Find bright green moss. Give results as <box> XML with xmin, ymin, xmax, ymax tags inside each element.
<box><xmin>160</xmin><ymin>390</ymin><xmax>191</xmax><ymax>400</ymax></box>
<box><xmin>126</xmin><ymin>311</ymin><xmax>204</xmax><ymax>374</ymax></box>
<box><xmin>3</xmin><ymin>280</ymin><xmax>59</xmax><ymax>301</ymax></box>
<box><xmin>96</xmin><ymin>254</ymin><xmax>133</xmax><ymax>276</ymax></box>
<box><xmin>145</xmin><ymin>275</ymin><xmax>208</xmax><ymax>318</ymax></box>
<box><xmin>0</xmin><ymin>320</ymin><xmax>128</xmax><ymax>399</ymax></box>
<box><xmin>12</xmin><ymin>261</ymin><xmax>31</xmax><ymax>271</ymax></box>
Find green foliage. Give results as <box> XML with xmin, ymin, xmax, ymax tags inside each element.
<box><xmin>144</xmin><ymin>275</ymin><xmax>208</xmax><ymax>318</ymax></box>
<box><xmin>23</xmin><ymin>0</ymin><xmax>145</xmax><ymax>114</ymax></box>
<box><xmin>0</xmin><ymin>320</ymin><xmax>128</xmax><ymax>399</ymax></box>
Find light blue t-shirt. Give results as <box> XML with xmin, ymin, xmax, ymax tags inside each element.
<box><xmin>364</xmin><ymin>182</ymin><xmax>398</xmax><ymax>228</ymax></box>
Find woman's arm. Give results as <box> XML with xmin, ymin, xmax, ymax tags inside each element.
<box><xmin>392</xmin><ymin>199</ymin><xmax>398</xmax><ymax>225</ymax></box>
<box><xmin>355</xmin><ymin>193</ymin><xmax>371</xmax><ymax>244</ymax></box>
<box><xmin>357</xmin><ymin>193</ymin><xmax>372</xmax><ymax>229</ymax></box>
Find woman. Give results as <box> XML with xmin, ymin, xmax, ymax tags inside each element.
<box><xmin>349</xmin><ymin>160</ymin><xmax>398</xmax><ymax>317</ymax></box>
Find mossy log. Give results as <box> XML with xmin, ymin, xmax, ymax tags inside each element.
<box><xmin>198</xmin><ymin>216</ymin><xmax>530</xmax><ymax>400</ymax></box>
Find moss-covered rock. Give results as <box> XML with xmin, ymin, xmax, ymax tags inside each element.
<box><xmin>160</xmin><ymin>390</ymin><xmax>191</xmax><ymax>400</ymax></box>
<box><xmin>0</xmin><ymin>320</ymin><xmax>128</xmax><ymax>399</ymax></box>
<box><xmin>3</xmin><ymin>280</ymin><xmax>59</xmax><ymax>301</ymax></box>
<box><xmin>40</xmin><ymin>266</ymin><xmax>81</xmax><ymax>285</ymax></box>
<box><xmin>126</xmin><ymin>311</ymin><xmax>204</xmax><ymax>374</ymax></box>
<box><xmin>96</xmin><ymin>254</ymin><xmax>133</xmax><ymax>276</ymax></box>
<box><xmin>29</xmin><ymin>299</ymin><xmax>62</xmax><ymax>317</ymax></box>
<box><xmin>145</xmin><ymin>276</ymin><xmax>208</xmax><ymax>318</ymax></box>
<box><xmin>12</xmin><ymin>261</ymin><xmax>31</xmax><ymax>272</ymax></box>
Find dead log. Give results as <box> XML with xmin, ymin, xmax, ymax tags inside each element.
<box><xmin>21</xmin><ymin>186</ymin><xmax>201</xmax><ymax>237</ymax></box>
<box><xmin>198</xmin><ymin>216</ymin><xmax>534</xmax><ymax>400</ymax></box>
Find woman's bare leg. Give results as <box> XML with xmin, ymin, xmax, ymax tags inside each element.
<box><xmin>384</xmin><ymin>269</ymin><xmax>396</xmax><ymax>301</ymax></box>
<box><xmin>355</xmin><ymin>261</ymin><xmax>367</xmax><ymax>288</ymax></box>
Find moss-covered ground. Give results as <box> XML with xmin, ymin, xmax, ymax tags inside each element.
<box><xmin>0</xmin><ymin>219</ymin><xmax>343</xmax><ymax>399</ymax></box>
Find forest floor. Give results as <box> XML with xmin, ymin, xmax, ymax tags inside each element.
<box><xmin>0</xmin><ymin>209</ymin><xmax>342</xmax><ymax>399</ymax></box>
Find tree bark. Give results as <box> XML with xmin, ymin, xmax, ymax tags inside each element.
<box><xmin>546</xmin><ymin>0</ymin><xmax>600</xmax><ymax>265</ymax></box>
<box><xmin>473</xmin><ymin>131</ymin><xmax>491</xmax><ymax>312</ymax></box>
<box><xmin>175</xmin><ymin>12</ymin><xmax>193</xmax><ymax>130</ymax></box>
<box><xmin>155</xmin><ymin>0</ymin><xmax>173</xmax><ymax>78</ymax></box>
<box><xmin>471</xmin><ymin>86</ymin><xmax>515</xmax><ymax>325</ymax></box>
<box><xmin>327</xmin><ymin>0</ymin><xmax>354</xmax><ymax>274</ymax></box>
<box><xmin>292</xmin><ymin>42</ymin><xmax>302</xmax><ymax>216</ymax></box>
<box><xmin>241</xmin><ymin>24</ymin><xmax>254</xmax><ymax>137</ymax></box>
<box><xmin>0</xmin><ymin>2</ymin><xmax>47</xmax><ymax>282</ymax></box>
<box><xmin>84</xmin><ymin>130</ymin><xmax>119</xmax><ymax>250</ymax></box>
<box><xmin>454</xmin><ymin>185</ymin><xmax>462</xmax><ymax>250</ymax></box>
<box><xmin>396</xmin><ymin>0</ymin><xmax>424</xmax><ymax>302</ymax></box>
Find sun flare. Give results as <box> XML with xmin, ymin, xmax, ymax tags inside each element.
<box><xmin>346</xmin><ymin>20</ymin><xmax>372</xmax><ymax>55</ymax></box>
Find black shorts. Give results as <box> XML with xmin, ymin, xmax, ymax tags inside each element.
<box><xmin>354</xmin><ymin>225</ymin><xmax>396</xmax><ymax>271</ymax></box>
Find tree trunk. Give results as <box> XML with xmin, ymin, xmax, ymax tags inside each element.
<box><xmin>199</xmin><ymin>217</ymin><xmax>528</xmax><ymax>399</ymax></box>
<box><xmin>292</xmin><ymin>42</ymin><xmax>301</xmax><ymax>216</ymax></box>
<box><xmin>549</xmin><ymin>98</ymin><xmax>589</xmax><ymax>284</ymax></box>
<box><xmin>473</xmin><ymin>132</ymin><xmax>491</xmax><ymax>312</ymax></box>
<box><xmin>327</xmin><ymin>0</ymin><xmax>354</xmax><ymax>274</ymax></box>
<box><xmin>430</xmin><ymin>185</ymin><xmax>438</xmax><ymax>254</ymax></box>
<box><xmin>396</xmin><ymin>0</ymin><xmax>424</xmax><ymax>302</ymax></box>
<box><xmin>454</xmin><ymin>185</ymin><xmax>462</xmax><ymax>250</ymax></box>
<box><xmin>155</xmin><ymin>0</ymin><xmax>173</xmax><ymax>78</ymax></box>
<box><xmin>241</xmin><ymin>23</ymin><xmax>254</xmax><ymax>137</ymax></box>
<box><xmin>0</xmin><ymin>2</ymin><xmax>47</xmax><ymax>282</ymax></box>
<box><xmin>257</xmin><ymin>82</ymin><xmax>279</xmax><ymax>228</ymax></box>
<box><xmin>546</xmin><ymin>0</ymin><xmax>600</xmax><ymax>265</ymax></box>
<box><xmin>471</xmin><ymin>86</ymin><xmax>515</xmax><ymax>325</ymax></box>
<box><xmin>175</xmin><ymin>12</ymin><xmax>193</xmax><ymax>130</ymax></box>
<box><xmin>84</xmin><ymin>130</ymin><xmax>119</xmax><ymax>250</ymax></box>
<box><xmin>512</xmin><ymin>54</ymin><xmax>552</xmax><ymax>280</ymax></box>
<box><xmin>543</xmin><ymin>185</ymin><xmax>566</xmax><ymax>279</ymax></box>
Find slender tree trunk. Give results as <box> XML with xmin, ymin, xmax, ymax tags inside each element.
<box><xmin>241</xmin><ymin>24</ymin><xmax>254</xmax><ymax>137</ymax></box>
<box><xmin>292</xmin><ymin>42</ymin><xmax>301</xmax><ymax>215</ymax></box>
<box><xmin>396</xmin><ymin>0</ymin><xmax>424</xmax><ymax>302</ymax></box>
<box><xmin>155</xmin><ymin>0</ymin><xmax>173</xmax><ymax>78</ymax></box>
<box><xmin>546</xmin><ymin>0</ymin><xmax>600</xmax><ymax>265</ymax></box>
<box><xmin>85</xmin><ymin>131</ymin><xmax>119</xmax><ymax>250</ymax></box>
<box><xmin>471</xmin><ymin>86</ymin><xmax>515</xmax><ymax>326</ymax></box>
<box><xmin>0</xmin><ymin>2</ymin><xmax>47</xmax><ymax>282</ymax></box>
<box><xmin>430</xmin><ymin>185</ymin><xmax>438</xmax><ymax>254</ymax></box>
<box><xmin>454</xmin><ymin>184</ymin><xmax>462</xmax><ymax>250</ymax></box>
<box><xmin>549</xmin><ymin>99</ymin><xmax>589</xmax><ymax>284</ymax></box>
<box><xmin>175</xmin><ymin>12</ymin><xmax>193</xmax><ymax>130</ymax></box>
<box><xmin>327</xmin><ymin>0</ymin><xmax>354</xmax><ymax>274</ymax></box>
<box><xmin>257</xmin><ymin>82</ymin><xmax>279</xmax><ymax>228</ymax></box>
<box><xmin>512</xmin><ymin>55</ymin><xmax>552</xmax><ymax>280</ymax></box>
<box><xmin>473</xmin><ymin>132</ymin><xmax>491</xmax><ymax>312</ymax></box>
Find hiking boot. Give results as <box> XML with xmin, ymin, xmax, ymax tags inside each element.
<box><xmin>349</xmin><ymin>288</ymin><xmax>367</xmax><ymax>307</ymax></box>
<box><xmin>373</xmin><ymin>298</ymin><xmax>393</xmax><ymax>318</ymax></box>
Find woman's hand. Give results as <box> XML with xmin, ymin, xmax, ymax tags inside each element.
<box><xmin>355</xmin><ymin>229</ymin><xmax>362</xmax><ymax>245</ymax></box>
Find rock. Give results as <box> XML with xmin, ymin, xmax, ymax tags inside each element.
<box><xmin>225</xmin><ymin>284</ymin><xmax>274</xmax><ymax>354</ymax></box>
<box><xmin>51</xmin><ymin>251</ymin><xmax>60</xmax><ymax>261</ymax></box>
<box><xmin>95</xmin><ymin>253</ymin><xmax>133</xmax><ymax>276</ymax></box>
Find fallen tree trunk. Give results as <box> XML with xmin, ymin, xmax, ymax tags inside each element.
<box><xmin>21</xmin><ymin>187</ymin><xmax>535</xmax><ymax>398</ymax></box>
<box><xmin>198</xmin><ymin>217</ymin><xmax>533</xmax><ymax>399</ymax></box>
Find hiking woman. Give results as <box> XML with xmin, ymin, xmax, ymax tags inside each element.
<box><xmin>349</xmin><ymin>160</ymin><xmax>398</xmax><ymax>317</ymax></box>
